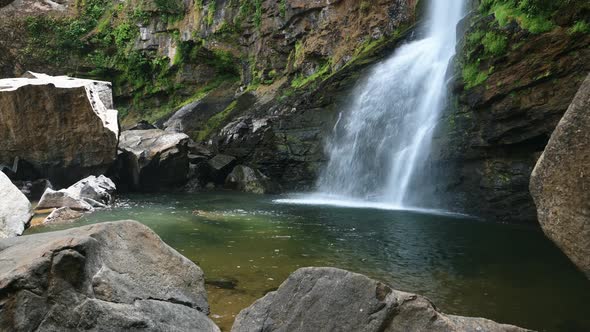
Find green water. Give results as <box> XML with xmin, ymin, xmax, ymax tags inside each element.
<box><xmin>26</xmin><ymin>192</ymin><xmax>590</xmax><ymax>332</ymax></box>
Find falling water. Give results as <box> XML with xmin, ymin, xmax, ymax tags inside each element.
<box><xmin>302</xmin><ymin>0</ymin><xmax>466</xmax><ymax>209</ymax></box>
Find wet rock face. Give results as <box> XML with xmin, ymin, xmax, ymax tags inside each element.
<box><xmin>434</xmin><ymin>15</ymin><xmax>590</xmax><ymax>223</ymax></box>
<box><xmin>0</xmin><ymin>72</ymin><xmax>119</xmax><ymax>188</ymax></box>
<box><xmin>0</xmin><ymin>220</ymin><xmax>219</xmax><ymax>331</ymax></box>
<box><xmin>117</xmin><ymin>129</ymin><xmax>190</xmax><ymax>191</ymax></box>
<box><xmin>224</xmin><ymin>165</ymin><xmax>275</xmax><ymax>194</ymax></box>
<box><xmin>231</xmin><ymin>267</ymin><xmax>531</xmax><ymax>332</ymax></box>
<box><xmin>0</xmin><ymin>171</ymin><xmax>32</xmax><ymax>239</ymax></box>
<box><xmin>530</xmin><ymin>74</ymin><xmax>590</xmax><ymax>278</ymax></box>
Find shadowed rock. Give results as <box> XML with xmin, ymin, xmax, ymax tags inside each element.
<box><xmin>530</xmin><ymin>74</ymin><xmax>590</xmax><ymax>278</ymax></box>
<box><xmin>117</xmin><ymin>129</ymin><xmax>190</xmax><ymax>191</ymax></box>
<box><xmin>0</xmin><ymin>220</ymin><xmax>220</xmax><ymax>331</ymax></box>
<box><xmin>231</xmin><ymin>267</ymin><xmax>532</xmax><ymax>332</ymax></box>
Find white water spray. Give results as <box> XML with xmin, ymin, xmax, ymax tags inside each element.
<box><xmin>289</xmin><ymin>0</ymin><xmax>465</xmax><ymax>209</ymax></box>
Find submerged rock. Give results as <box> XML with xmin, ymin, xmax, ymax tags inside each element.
<box><xmin>232</xmin><ymin>267</ymin><xmax>531</xmax><ymax>332</ymax></box>
<box><xmin>530</xmin><ymin>74</ymin><xmax>590</xmax><ymax>278</ymax></box>
<box><xmin>0</xmin><ymin>171</ymin><xmax>32</xmax><ymax>238</ymax></box>
<box><xmin>42</xmin><ymin>207</ymin><xmax>83</xmax><ymax>224</ymax></box>
<box><xmin>117</xmin><ymin>129</ymin><xmax>190</xmax><ymax>191</ymax></box>
<box><xmin>0</xmin><ymin>220</ymin><xmax>219</xmax><ymax>331</ymax></box>
<box><xmin>0</xmin><ymin>72</ymin><xmax>119</xmax><ymax>187</ymax></box>
<box><xmin>225</xmin><ymin>165</ymin><xmax>274</xmax><ymax>194</ymax></box>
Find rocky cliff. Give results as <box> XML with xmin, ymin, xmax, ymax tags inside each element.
<box><xmin>0</xmin><ymin>0</ymin><xmax>588</xmax><ymax>223</ymax></box>
<box><xmin>433</xmin><ymin>0</ymin><xmax>590</xmax><ymax>222</ymax></box>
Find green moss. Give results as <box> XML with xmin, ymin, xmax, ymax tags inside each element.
<box><xmin>207</xmin><ymin>1</ymin><xmax>216</xmax><ymax>26</ymax></box>
<box><xmin>291</xmin><ymin>62</ymin><xmax>332</xmax><ymax>89</ymax></box>
<box><xmin>569</xmin><ymin>21</ymin><xmax>590</xmax><ymax>34</ymax></box>
<box><xmin>279</xmin><ymin>0</ymin><xmax>287</xmax><ymax>18</ymax></box>
<box><xmin>462</xmin><ymin>62</ymin><xmax>489</xmax><ymax>89</ymax></box>
<box><xmin>196</xmin><ymin>100</ymin><xmax>239</xmax><ymax>141</ymax></box>
<box><xmin>482</xmin><ymin>31</ymin><xmax>507</xmax><ymax>55</ymax></box>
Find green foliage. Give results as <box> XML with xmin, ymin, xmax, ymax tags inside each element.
<box><xmin>569</xmin><ymin>21</ymin><xmax>590</xmax><ymax>34</ymax></box>
<box><xmin>479</xmin><ymin>0</ymin><xmax>555</xmax><ymax>33</ymax></box>
<box><xmin>154</xmin><ymin>0</ymin><xmax>183</xmax><ymax>14</ymax></box>
<box><xmin>481</xmin><ymin>31</ymin><xmax>507</xmax><ymax>55</ymax></box>
<box><xmin>254</xmin><ymin>0</ymin><xmax>263</xmax><ymax>28</ymax></box>
<box><xmin>279</xmin><ymin>0</ymin><xmax>287</xmax><ymax>18</ymax></box>
<box><xmin>207</xmin><ymin>1</ymin><xmax>216</xmax><ymax>26</ymax></box>
<box><xmin>112</xmin><ymin>23</ymin><xmax>136</xmax><ymax>48</ymax></box>
<box><xmin>462</xmin><ymin>62</ymin><xmax>489</xmax><ymax>89</ymax></box>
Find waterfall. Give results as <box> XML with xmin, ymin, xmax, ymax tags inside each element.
<box><xmin>307</xmin><ymin>0</ymin><xmax>465</xmax><ymax>209</ymax></box>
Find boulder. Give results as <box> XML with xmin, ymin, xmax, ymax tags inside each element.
<box><xmin>117</xmin><ymin>129</ymin><xmax>190</xmax><ymax>191</ymax></box>
<box><xmin>0</xmin><ymin>220</ymin><xmax>219</xmax><ymax>331</ymax></box>
<box><xmin>0</xmin><ymin>72</ymin><xmax>119</xmax><ymax>187</ymax></box>
<box><xmin>36</xmin><ymin>188</ymin><xmax>94</xmax><ymax>211</ymax></box>
<box><xmin>67</xmin><ymin>175</ymin><xmax>116</xmax><ymax>206</ymax></box>
<box><xmin>530</xmin><ymin>74</ymin><xmax>590</xmax><ymax>278</ymax></box>
<box><xmin>163</xmin><ymin>82</ymin><xmax>237</xmax><ymax>134</ymax></box>
<box><xmin>0</xmin><ymin>171</ymin><xmax>32</xmax><ymax>238</ymax></box>
<box><xmin>208</xmin><ymin>154</ymin><xmax>236</xmax><ymax>183</ymax></box>
<box><xmin>36</xmin><ymin>175</ymin><xmax>116</xmax><ymax>211</ymax></box>
<box><xmin>225</xmin><ymin>165</ymin><xmax>273</xmax><ymax>194</ymax></box>
<box><xmin>232</xmin><ymin>267</ymin><xmax>531</xmax><ymax>332</ymax></box>
<box><xmin>43</xmin><ymin>207</ymin><xmax>83</xmax><ymax>224</ymax></box>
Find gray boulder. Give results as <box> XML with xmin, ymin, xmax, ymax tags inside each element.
<box><xmin>0</xmin><ymin>220</ymin><xmax>220</xmax><ymax>331</ymax></box>
<box><xmin>530</xmin><ymin>74</ymin><xmax>590</xmax><ymax>278</ymax></box>
<box><xmin>67</xmin><ymin>175</ymin><xmax>116</xmax><ymax>206</ymax></box>
<box><xmin>0</xmin><ymin>72</ymin><xmax>118</xmax><ymax>187</ymax></box>
<box><xmin>0</xmin><ymin>171</ymin><xmax>32</xmax><ymax>238</ymax></box>
<box><xmin>231</xmin><ymin>267</ymin><xmax>531</xmax><ymax>332</ymax></box>
<box><xmin>225</xmin><ymin>165</ymin><xmax>273</xmax><ymax>194</ymax></box>
<box><xmin>36</xmin><ymin>175</ymin><xmax>116</xmax><ymax>211</ymax></box>
<box><xmin>117</xmin><ymin>129</ymin><xmax>190</xmax><ymax>191</ymax></box>
<box><xmin>36</xmin><ymin>188</ymin><xmax>94</xmax><ymax>211</ymax></box>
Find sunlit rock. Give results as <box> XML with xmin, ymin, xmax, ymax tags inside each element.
<box><xmin>0</xmin><ymin>171</ymin><xmax>32</xmax><ymax>238</ymax></box>
<box><xmin>0</xmin><ymin>72</ymin><xmax>119</xmax><ymax>187</ymax></box>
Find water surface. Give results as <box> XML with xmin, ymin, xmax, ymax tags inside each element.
<box><xmin>27</xmin><ymin>192</ymin><xmax>590</xmax><ymax>332</ymax></box>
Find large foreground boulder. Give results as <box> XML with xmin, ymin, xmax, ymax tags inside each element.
<box><xmin>0</xmin><ymin>72</ymin><xmax>119</xmax><ymax>187</ymax></box>
<box><xmin>232</xmin><ymin>267</ymin><xmax>530</xmax><ymax>332</ymax></box>
<box><xmin>0</xmin><ymin>220</ymin><xmax>219</xmax><ymax>331</ymax></box>
<box><xmin>0</xmin><ymin>171</ymin><xmax>32</xmax><ymax>238</ymax></box>
<box><xmin>117</xmin><ymin>129</ymin><xmax>190</xmax><ymax>191</ymax></box>
<box><xmin>530</xmin><ymin>74</ymin><xmax>590</xmax><ymax>278</ymax></box>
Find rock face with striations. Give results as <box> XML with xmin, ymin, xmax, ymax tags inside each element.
<box><xmin>0</xmin><ymin>220</ymin><xmax>220</xmax><ymax>331</ymax></box>
<box><xmin>232</xmin><ymin>267</ymin><xmax>531</xmax><ymax>332</ymax></box>
<box><xmin>0</xmin><ymin>171</ymin><xmax>32</xmax><ymax>238</ymax></box>
<box><xmin>117</xmin><ymin>129</ymin><xmax>190</xmax><ymax>191</ymax></box>
<box><xmin>0</xmin><ymin>72</ymin><xmax>119</xmax><ymax>187</ymax></box>
<box><xmin>530</xmin><ymin>74</ymin><xmax>590</xmax><ymax>278</ymax></box>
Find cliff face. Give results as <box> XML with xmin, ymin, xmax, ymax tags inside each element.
<box><xmin>434</xmin><ymin>0</ymin><xmax>590</xmax><ymax>222</ymax></box>
<box><xmin>1</xmin><ymin>0</ymin><xmax>589</xmax><ymax>223</ymax></box>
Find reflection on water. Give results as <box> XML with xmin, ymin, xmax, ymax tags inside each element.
<box><xmin>26</xmin><ymin>192</ymin><xmax>590</xmax><ymax>332</ymax></box>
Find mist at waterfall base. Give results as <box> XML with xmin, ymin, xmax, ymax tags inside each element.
<box><xmin>276</xmin><ymin>0</ymin><xmax>465</xmax><ymax>211</ymax></box>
